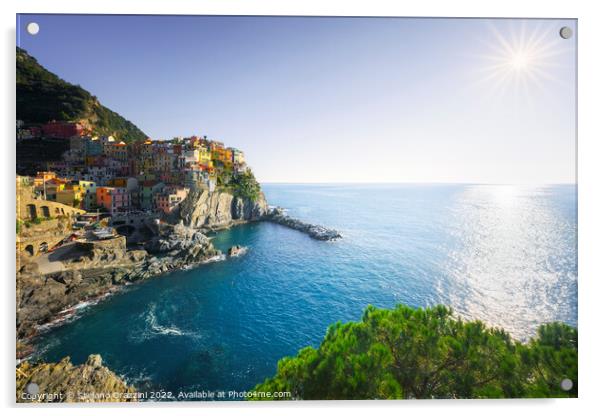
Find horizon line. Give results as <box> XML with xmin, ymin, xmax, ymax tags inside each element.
<box><xmin>259</xmin><ymin>181</ymin><xmax>577</xmax><ymax>186</ymax></box>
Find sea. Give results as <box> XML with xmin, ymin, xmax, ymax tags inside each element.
<box><xmin>33</xmin><ymin>183</ymin><xmax>577</xmax><ymax>398</ymax></box>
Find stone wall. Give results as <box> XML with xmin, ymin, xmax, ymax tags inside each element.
<box><xmin>16</xmin><ymin>216</ymin><xmax>72</xmax><ymax>258</ymax></box>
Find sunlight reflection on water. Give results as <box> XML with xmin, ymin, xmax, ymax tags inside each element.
<box><xmin>442</xmin><ymin>185</ymin><xmax>576</xmax><ymax>340</ymax></box>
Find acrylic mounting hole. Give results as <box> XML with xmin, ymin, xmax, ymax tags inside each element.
<box><xmin>26</xmin><ymin>22</ymin><xmax>40</xmax><ymax>35</ymax></box>
<box><xmin>559</xmin><ymin>26</ymin><xmax>573</xmax><ymax>39</ymax></box>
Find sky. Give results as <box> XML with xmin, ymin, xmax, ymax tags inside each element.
<box><xmin>17</xmin><ymin>15</ymin><xmax>576</xmax><ymax>184</ymax></box>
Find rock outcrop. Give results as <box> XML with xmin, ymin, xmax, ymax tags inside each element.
<box><xmin>227</xmin><ymin>245</ymin><xmax>247</xmax><ymax>257</ymax></box>
<box><xmin>16</xmin><ymin>223</ymin><xmax>220</xmax><ymax>340</ymax></box>
<box><xmin>266</xmin><ymin>207</ymin><xmax>342</xmax><ymax>241</ymax></box>
<box><xmin>17</xmin><ymin>266</ymin><xmax>135</xmax><ymax>339</ymax></box>
<box><xmin>140</xmin><ymin>221</ymin><xmax>222</xmax><ymax>277</ymax></box>
<box><xmin>174</xmin><ymin>189</ymin><xmax>268</xmax><ymax>229</ymax></box>
<box><xmin>16</xmin><ymin>354</ymin><xmax>137</xmax><ymax>403</ymax></box>
<box><xmin>17</xmin><ymin>189</ymin><xmax>265</xmax><ymax>340</ymax></box>
<box><xmin>61</xmin><ymin>236</ymin><xmax>148</xmax><ymax>270</ymax></box>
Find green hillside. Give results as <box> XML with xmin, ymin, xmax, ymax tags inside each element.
<box><xmin>16</xmin><ymin>47</ymin><xmax>147</xmax><ymax>143</ymax></box>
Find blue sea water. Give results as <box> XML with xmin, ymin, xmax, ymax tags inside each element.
<box><xmin>34</xmin><ymin>184</ymin><xmax>577</xmax><ymax>398</ymax></box>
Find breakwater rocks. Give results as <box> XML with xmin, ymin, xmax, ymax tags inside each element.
<box><xmin>16</xmin><ymin>354</ymin><xmax>137</xmax><ymax>403</ymax></box>
<box><xmin>266</xmin><ymin>207</ymin><xmax>342</xmax><ymax>241</ymax></box>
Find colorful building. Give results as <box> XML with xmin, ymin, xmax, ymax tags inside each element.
<box><xmin>42</xmin><ymin>121</ymin><xmax>86</xmax><ymax>138</ymax></box>
<box><xmin>139</xmin><ymin>181</ymin><xmax>164</xmax><ymax>211</ymax></box>
<box><xmin>96</xmin><ymin>186</ymin><xmax>131</xmax><ymax>214</ymax></box>
<box><xmin>230</xmin><ymin>148</ymin><xmax>245</xmax><ymax>165</ymax></box>
<box><xmin>78</xmin><ymin>180</ymin><xmax>97</xmax><ymax>210</ymax></box>
<box><xmin>33</xmin><ymin>171</ymin><xmax>57</xmax><ymax>189</ymax></box>
<box><xmin>34</xmin><ymin>175</ymin><xmax>68</xmax><ymax>201</ymax></box>
<box><xmin>154</xmin><ymin>186</ymin><xmax>189</xmax><ymax>214</ymax></box>
<box><xmin>199</xmin><ymin>145</ymin><xmax>212</xmax><ymax>167</ymax></box>
<box><xmin>56</xmin><ymin>183</ymin><xmax>84</xmax><ymax>208</ymax></box>
<box><xmin>105</xmin><ymin>141</ymin><xmax>128</xmax><ymax>162</ymax></box>
<box><xmin>107</xmin><ymin>177</ymin><xmax>128</xmax><ymax>187</ymax></box>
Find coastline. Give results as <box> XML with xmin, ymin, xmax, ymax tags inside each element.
<box><xmin>17</xmin><ymin>219</ymin><xmax>248</xmax><ymax>346</ymax></box>
<box><xmin>17</xmin><ymin>209</ymin><xmax>343</xmax><ymax>350</ymax></box>
<box><xmin>16</xmin><ymin>185</ymin><xmax>577</xmax><ymax>402</ymax></box>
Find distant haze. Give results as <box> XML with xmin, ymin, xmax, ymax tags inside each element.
<box><xmin>18</xmin><ymin>15</ymin><xmax>576</xmax><ymax>184</ymax></box>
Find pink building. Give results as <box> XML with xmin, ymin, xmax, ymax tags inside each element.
<box><xmin>154</xmin><ymin>186</ymin><xmax>189</xmax><ymax>214</ymax></box>
<box><xmin>96</xmin><ymin>186</ymin><xmax>131</xmax><ymax>214</ymax></box>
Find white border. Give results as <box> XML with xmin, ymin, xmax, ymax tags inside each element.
<box><xmin>2</xmin><ymin>1</ymin><xmax>601</xmax><ymax>416</ymax></box>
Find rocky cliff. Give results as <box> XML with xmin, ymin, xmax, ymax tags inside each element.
<box><xmin>16</xmin><ymin>223</ymin><xmax>224</xmax><ymax>340</ymax></box>
<box><xmin>17</xmin><ymin>235</ymin><xmax>148</xmax><ymax>339</ymax></box>
<box><xmin>173</xmin><ymin>189</ymin><xmax>268</xmax><ymax>229</ymax></box>
<box><xmin>16</xmin><ymin>190</ymin><xmax>266</xmax><ymax>342</ymax></box>
<box><xmin>16</xmin><ymin>354</ymin><xmax>137</xmax><ymax>402</ymax></box>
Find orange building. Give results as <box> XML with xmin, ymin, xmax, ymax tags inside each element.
<box><xmin>96</xmin><ymin>186</ymin><xmax>131</xmax><ymax>214</ymax></box>
<box><xmin>33</xmin><ymin>171</ymin><xmax>57</xmax><ymax>188</ymax></box>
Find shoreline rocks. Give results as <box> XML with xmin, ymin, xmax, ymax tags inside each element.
<box><xmin>16</xmin><ymin>354</ymin><xmax>137</xmax><ymax>403</ymax></box>
<box><xmin>16</xmin><ymin>222</ymin><xmax>220</xmax><ymax>341</ymax></box>
<box><xmin>16</xmin><ymin>189</ymin><xmax>340</xmax><ymax>352</ymax></box>
<box><xmin>265</xmin><ymin>207</ymin><xmax>342</xmax><ymax>241</ymax></box>
<box><xmin>227</xmin><ymin>245</ymin><xmax>247</xmax><ymax>257</ymax></box>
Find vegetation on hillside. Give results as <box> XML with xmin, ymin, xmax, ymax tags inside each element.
<box><xmin>16</xmin><ymin>47</ymin><xmax>147</xmax><ymax>143</ymax></box>
<box><xmin>230</xmin><ymin>170</ymin><xmax>261</xmax><ymax>201</ymax></box>
<box><xmin>251</xmin><ymin>304</ymin><xmax>577</xmax><ymax>399</ymax></box>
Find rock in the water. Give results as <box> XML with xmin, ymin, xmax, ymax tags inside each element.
<box><xmin>227</xmin><ymin>245</ymin><xmax>247</xmax><ymax>257</ymax></box>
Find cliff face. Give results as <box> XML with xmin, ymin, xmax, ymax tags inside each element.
<box><xmin>17</xmin><ymin>190</ymin><xmax>267</xmax><ymax>341</ymax></box>
<box><xmin>175</xmin><ymin>189</ymin><xmax>268</xmax><ymax>229</ymax></box>
<box><xmin>17</xmin><ymin>354</ymin><xmax>137</xmax><ymax>402</ymax></box>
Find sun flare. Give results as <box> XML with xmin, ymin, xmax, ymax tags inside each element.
<box><xmin>509</xmin><ymin>51</ymin><xmax>531</xmax><ymax>71</ymax></box>
<box><xmin>475</xmin><ymin>21</ymin><xmax>571</xmax><ymax>100</ymax></box>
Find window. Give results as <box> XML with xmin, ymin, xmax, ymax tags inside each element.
<box><xmin>26</xmin><ymin>204</ymin><xmax>37</xmax><ymax>219</ymax></box>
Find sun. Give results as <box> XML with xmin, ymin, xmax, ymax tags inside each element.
<box><xmin>475</xmin><ymin>21</ymin><xmax>571</xmax><ymax>100</ymax></box>
<box><xmin>509</xmin><ymin>51</ymin><xmax>531</xmax><ymax>71</ymax></box>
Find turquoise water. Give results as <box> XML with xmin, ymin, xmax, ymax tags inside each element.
<box><xmin>34</xmin><ymin>184</ymin><xmax>577</xmax><ymax>398</ymax></box>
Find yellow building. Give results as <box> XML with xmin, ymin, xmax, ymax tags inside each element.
<box><xmin>199</xmin><ymin>145</ymin><xmax>212</xmax><ymax>167</ymax></box>
<box><xmin>33</xmin><ymin>172</ymin><xmax>56</xmax><ymax>188</ymax></box>
<box><xmin>224</xmin><ymin>148</ymin><xmax>233</xmax><ymax>164</ymax></box>
<box><xmin>41</xmin><ymin>178</ymin><xmax>68</xmax><ymax>201</ymax></box>
<box><xmin>107</xmin><ymin>177</ymin><xmax>128</xmax><ymax>187</ymax></box>
<box><xmin>78</xmin><ymin>180</ymin><xmax>97</xmax><ymax>210</ymax></box>
<box><xmin>56</xmin><ymin>184</ymin><xmax>84</xmax><ymax>208</ymax></box>
<box><xmin>231</xmin><ymin>148</ymin><xmax>245</xmax><ymax>164</ymax></box>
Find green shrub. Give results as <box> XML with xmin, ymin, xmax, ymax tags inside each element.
<box><xmin>251</xmin><ymin>304</ymin><xmax>577</xmax><ymax>400</ymax></box>
<box><xmin>229</xmin><ymin>170</ymin><xmax>260</xmax><ymax>202</ymax></box>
